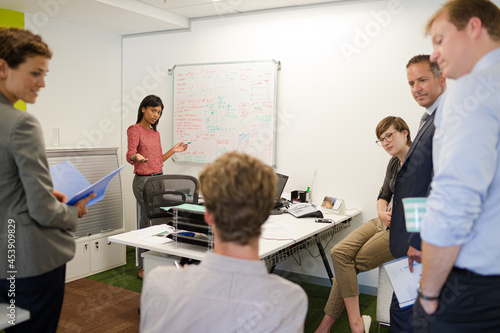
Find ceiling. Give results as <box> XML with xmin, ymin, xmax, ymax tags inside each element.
<box><xmin>0</xmin><ymin>0</ymin><xmax>361</xmax><ymax>35</ymax></box>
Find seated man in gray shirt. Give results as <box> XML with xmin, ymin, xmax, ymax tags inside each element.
<box><xmin>140</xmin><ymin>151</ymin><xmax>308</xmax><ymax>333</ymax></box>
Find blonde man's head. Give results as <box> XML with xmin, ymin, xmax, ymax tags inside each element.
<box><xmin>426</xmin><ymin>0</ymin><xmax>500</xmax><ymax>41</ymax></box>
<box><xmin>200</xmin><ymin>152</ymin><xmax>276</xmax><ymax>245</ymax></box>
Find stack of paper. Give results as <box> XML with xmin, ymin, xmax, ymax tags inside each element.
<box><xmin>132</xmin><ymin>225</ymin><xmax>174</xmax><ymax>244</ymax></box>
<box><xmin>383</xmin><ymin>256</ymin><xmax>422</xmax><ymax>308</ymax></box>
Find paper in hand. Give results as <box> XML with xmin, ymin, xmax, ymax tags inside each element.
<box><xmin>50</xmin><ymin>161</ymin><xmax>124</xmax><ymax>207</ymax></box>
<box><xmin>383</xmin><ymin>256</ymin><xmax>422</xmax><ymax>308</ymax></box>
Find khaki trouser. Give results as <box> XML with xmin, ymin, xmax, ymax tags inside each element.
<box><xmin>324</xmin><ymin>218</ymin><xmax>394</xmax><ymax>319</ymax></box>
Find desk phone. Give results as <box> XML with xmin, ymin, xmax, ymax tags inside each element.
<box><xmin>287</xmin><ymin>203</ymin><xmax>323</xmax><ymax>218</ymax></box>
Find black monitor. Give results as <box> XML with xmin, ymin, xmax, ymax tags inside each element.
<box><xmin>274</xmin><ymin>173</ymin><xmax>289</xmax><ymax>208</ymax></box>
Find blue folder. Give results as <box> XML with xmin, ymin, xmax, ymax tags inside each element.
<box><xmin>50</xmin><ymin>161</ymin><xmax>124</xmax><ymax>206</ymax></box>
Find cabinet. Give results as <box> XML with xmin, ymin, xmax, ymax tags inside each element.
<box><xmin>66</xmin><ymin>231</ymin><xmax>126</xmax><ymax>282</ymax></box>
<box><xmin>142</xmin><ymin>251</ymin><xmax>181</xmax><ymax>280</ymax></box>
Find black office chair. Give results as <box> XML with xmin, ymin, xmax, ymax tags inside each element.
<box><xmin>142</xmin><ymin>174</ymin><xmax>199</xmax><ymax>226</ymax></box>
<box><xmin>141</xmin><ymin>174</ymin><xmax>201</xmax><ymax>274</ymax></box>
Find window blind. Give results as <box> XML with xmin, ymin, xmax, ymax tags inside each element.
<box><xmin>46</xmin><ymin>147</ymin><xmax>124</xmax><ymax>238</ymax></box>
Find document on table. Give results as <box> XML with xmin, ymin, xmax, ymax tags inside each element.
<box><xmin>50</xmin><ymin>161</ymin><xmax>124</xmax><ymax>206</ymax></box>
<box><xmin>132</xmin><ymin>224</ymin><xmax>174</xmax><ymax>244</ymax></box>
<box><xmin>383</xmin><ymin>256</ymin><xmax>422</xmax><ymax>308</ymax></box>
<box><xmin>262</xmin><ymin>219</ymin><xmax>295</xmax><ymax>234</ymax></box>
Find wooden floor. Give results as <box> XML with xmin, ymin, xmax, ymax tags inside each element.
<box><xmin>58</xmin><ymin>279</ymin><xmax>140</xmax><ymax>333</ymax></box>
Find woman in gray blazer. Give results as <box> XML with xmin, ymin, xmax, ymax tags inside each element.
<box><xmin>0</xmin><ymin>28</ymin><xmax>94</xmax><ymax>332</ymax></box>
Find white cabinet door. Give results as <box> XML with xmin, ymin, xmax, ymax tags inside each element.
<box><xmin>66</xmin><ymin>241</ymin><xmax>90</xmax><ymax>281</ymax></box>
<box><xmin>91</xmin><ymin>236</ymin><xmax>126</xmax><ymax>273</ymax></box>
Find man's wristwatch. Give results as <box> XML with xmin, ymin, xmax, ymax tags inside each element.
<box><xmin>417</xmin><ymin>283</ymin><xmax>440</xmax><ymax>301</ymax></box>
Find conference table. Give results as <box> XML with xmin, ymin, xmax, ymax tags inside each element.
<box><xmin>108</xmin><ymin>209</ymin><xmax>360</xmax><ymax>282</ymax></box>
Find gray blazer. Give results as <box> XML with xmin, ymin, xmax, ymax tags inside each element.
<box><xmin>0</xmin><ymin>93</ymin><xmax>78</xmax><ymax>279</ymax></box>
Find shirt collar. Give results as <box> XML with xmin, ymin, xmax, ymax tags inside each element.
<box><xmin>201</xmin><ymin>252</ymin><xmax>269</xmax><ymax>275</ymax></box>
<box><xmin>471</xmin><ymin>47</ymin><xmax>500</xmax><ymax>74</ymax></box>
<box><xmin>426</xmin><ymin>93</ymin><xmax>444</xmax><ymax>115</ymax></box>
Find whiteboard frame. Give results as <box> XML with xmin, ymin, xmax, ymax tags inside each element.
<box><xmin>169</xmin><ymin>59</ymin><xmax>280</xmax><ymax>166</ymax></box>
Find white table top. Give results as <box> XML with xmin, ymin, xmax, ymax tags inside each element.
<box><xmin>109</xmin><ymin>209</ymin><xmax>359</xmax><ymax>261</ymax></box>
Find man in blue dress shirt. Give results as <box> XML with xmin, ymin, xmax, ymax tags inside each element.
<box><xmin>414</xmin><ymin>1</ymin><xmax>500</xmax><ymax>332</ymax></box>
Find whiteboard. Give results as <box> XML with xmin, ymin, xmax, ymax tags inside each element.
<box><xmin>171</xmin><ymin>60</ymin><xmax>279</xmax><ymax>165</ymax></box>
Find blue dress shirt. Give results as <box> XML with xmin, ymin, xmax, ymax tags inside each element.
<box><xmin>421</xmin><ymin>48</ymin><xmax>500</xmax><ymax>275</ymax></box>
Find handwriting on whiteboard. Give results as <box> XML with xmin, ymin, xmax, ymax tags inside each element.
<box><xmin>172</xmin><ymin>61</ymin><xmax>277</xmax><ymax>165</ymax></box>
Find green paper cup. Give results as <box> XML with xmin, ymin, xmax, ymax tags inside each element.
<box><xmin>402</xmin><ymin>197</ymin><xmax>427</xmax><ymax>232</ymax></box>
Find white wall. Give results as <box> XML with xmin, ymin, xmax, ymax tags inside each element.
<box><xmin>121</xmin><ymin>0</ymin><xmax>446</xmax><ymax>287</ymax></box>
<box><xmin>23</xmin><ymin>15</ymin><xmax>124</xmax><ymax>237</ymax></box>
<box><xmin>24</xmin><ymin>0</ymin><xmax>500</xmax><ymax>288</ymax></box>
<box><xmin>26</xmin><ymin>15</ymin><xmax>122</xmax><ymax>151</ymax></box>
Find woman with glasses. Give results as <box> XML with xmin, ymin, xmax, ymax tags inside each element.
<box><xmin>315</xmin><ymin>116</ymin><xmax>411</xmax><ymax>333</ymax></box>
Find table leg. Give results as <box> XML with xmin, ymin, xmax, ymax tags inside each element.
<box><xmin>317</xmin><ymin>241</ymin><xmax>333</xmax><ymax>285</ymax></box>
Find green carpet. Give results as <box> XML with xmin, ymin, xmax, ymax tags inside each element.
<box><xmin>87</xmin><ymin>247</ymin><xmax>390</xmax><ymax>333</ymax></box>
<box><xmin>298</xmin><ymin>279</ymin><xmax>387</xmax><ymax>333</ymax></box>
<box><xmin>86</xmin><ymin>247</ymin><xmax>143</xmax><ymax>293</ymax></box>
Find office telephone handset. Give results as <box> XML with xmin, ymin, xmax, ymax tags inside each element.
<box><xmin>287</xmin><ymin>203</ymin><xmax>324</xmax><ymax>218</ymax></box>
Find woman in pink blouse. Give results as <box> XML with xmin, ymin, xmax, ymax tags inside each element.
<box><xmin>126</xmin><ymin>95</ymin><xmax>187</xmax><ymax>278</ymax></box>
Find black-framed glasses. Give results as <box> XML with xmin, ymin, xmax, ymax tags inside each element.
<box><xmin>376</xmin><ymin>131</ymin><xmax>398</xmax><ymax>146</ymax></box>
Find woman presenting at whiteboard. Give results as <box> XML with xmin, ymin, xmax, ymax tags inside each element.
<box><xmin>126</xmin><ymin>95</ymin><xmax>187</xmax><ymax>278</ymax></box>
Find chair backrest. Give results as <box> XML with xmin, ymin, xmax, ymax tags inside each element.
<box><xmin>142</xmin><ymin>174</ymin><xmax>199</xmax><ymax>220</ymax></box>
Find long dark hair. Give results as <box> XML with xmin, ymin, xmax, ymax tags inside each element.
<box><xmin>136</xmin><ymin>95</ymin><xmax>164</xmax><ymax>131</ymax></box>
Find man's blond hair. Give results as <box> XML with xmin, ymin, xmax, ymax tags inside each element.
<box><xmin>426</xmin><ymin>0</ymin><xmax>500</xmax><ymax>41</ymax></box>
<box><xmin>200</xmin><ymin>152</ymin><xmax>276</xmax><ymax>245</ymax></box>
